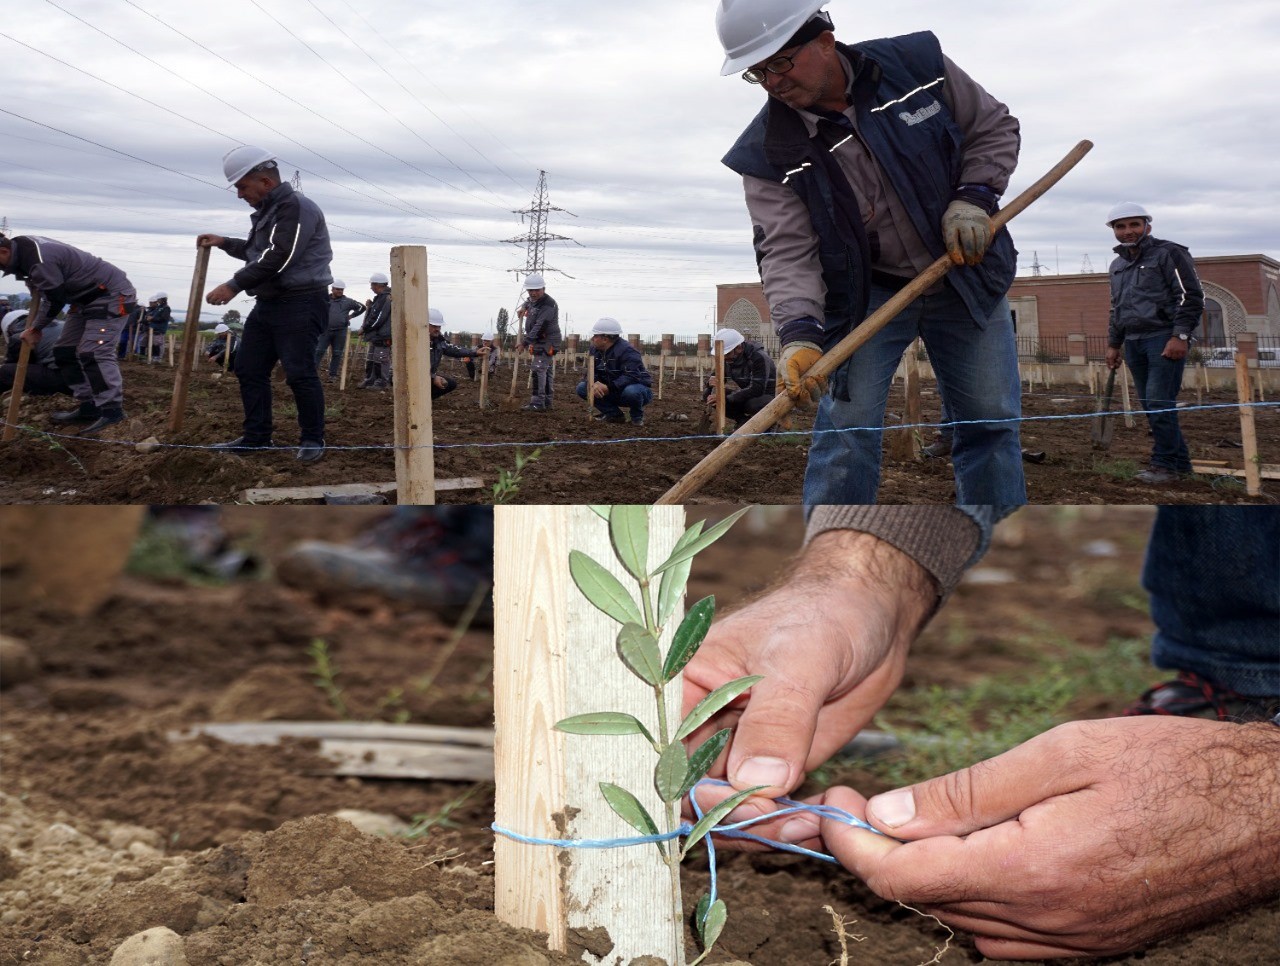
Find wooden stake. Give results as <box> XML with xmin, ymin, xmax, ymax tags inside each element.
<box><xmin>508</xmin><ymin>322</ymin><xmax>524</xmax><ymax>401</ymax></box>
<box><xmin>655</xmin><ymin>140</ymin><xmax>1095</xmax><ymax>504</ymax></box>
<box><xmin>586</xmin><ymin>353</ymin><xmax>595</xmax><ymax>422</ymax></box>
<box><xmin>167</xmin><ymin>245</ymin><xmax>210</xmax><ymax>433</ymax></box>
<box><xmin>494</xmin><ymin>506</ymin><xmax>686</xmax><ymax>965</ymax></box>
<box><xmin>658</xmin><ymin>352</ymin><xmax>666</xmax><ymax>401</ymax></box>
<box><xmin>1120</xmin><ymin>361</ymin><xmax>1135</xmax><ymax>428</ymax></box>
<box><xmin>2</xmin><ymin>292</ymin><xmax>41</xmax><ymax>442</ymax></box>
<box><xmin>715</xmin><ymin>340</ymin><xmax>727</xmax><ymax>435</ymax></box>
<box><xmin>478</xmin><ymin>350</ymin><xmax>491</xmax><ymax>408</ymax></box>
<box><xmin>224</xmin><ymin>329</ymin><xmax>234</xmax><ymax>374</ymax></box>
<box><xmin>1235</xmin><ymin>352</ymin><xmax>1261</xmax><ymax>496</ymax></box>
<box><xmin>146</xmin><ymin>329</ymin><xmax>154</xmax><ymax>365</ymax></box>
<box><xmin>890</xmin><ymin>340</ymin><xmax>922</xmax><ymax>461</ymax></box>
<box><xmin>167</xmin><ymin>333</ymin><xmax>175</xmax><ymax>367</ymax></box>
<box><xmin>391</xmin><ymin>245</ymin><xmax>435</xmax><ymax>505</ymax></box>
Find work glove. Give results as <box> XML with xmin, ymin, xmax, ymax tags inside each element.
<box><xmin>779</xmin><ymin>341</ymin><xmax>825</xmax><ymax>408</ymax></box>
<box><xmin>942</xmin><ymin>200</ymin><xmax>992</xmax><ymax>267</ymax></box>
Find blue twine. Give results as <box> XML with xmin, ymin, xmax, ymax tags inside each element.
<box><xmin>2</xmin><ymin>400</ymin><xmax>1275</xmax><ymax>455</ymax></box>
<box><xmin>491</xmin><ymin>779</ymin><xmax>885</xmax><ymax>910</ymax></box>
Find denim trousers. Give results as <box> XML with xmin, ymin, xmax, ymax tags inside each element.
<box><xmin>314</xmin><ymin>325</ymin><xmax>348</xmax><ymax>376</ymax></box>
<box><xmin>1145</xmin><ymin>507</ymin><xmax>1279</xmax><ymax>697</ymax></box>
<box><xmin>1123</xmin><ymin>334</ymin><xmax>1191</xmax><ymax>472</ymax></box>
<box><xmin>803</xmin><ymin>284</ymin><xmax>1026</xmax><ymax>506</ymax></box>
<box><xmin>576</xmin><ymin>381</ymin><xmax>652</xmax><ymax>419</ymax></box>
<box><xmin>235</xmin><ymin>291</ymin><xmax>326</xmax><ymax>445</ymax></box>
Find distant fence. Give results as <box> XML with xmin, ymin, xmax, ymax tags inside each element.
<box><xmin>1015</xmin><ymin>334</ymin><xmax>1280</xmax><ymax>367</ymax></box>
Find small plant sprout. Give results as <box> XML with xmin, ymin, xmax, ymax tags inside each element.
<box><xmin>491</xmin><ymin>447</ymin><xmax>541</xmax><ymax>504</ymax></box>
<box><xmin>555</xmin><ymin>505</ymin><xmax>758</xmax><ymax>965</ymax></box>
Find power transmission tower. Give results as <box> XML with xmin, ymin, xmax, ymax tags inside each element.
<box><xmin>290</xmin><ymin>170</ymin><xmax>302</xmax><ymax>191</ymax></box>
<box><xmin>503</xmin><ymin>170</ymin><xmax>581</xmax><ymax>282</ymax></box>
<box><xmin>1080</xmin><ymin>254</ymin><xmax>1094</xmax><ymax>274</ymax></box>
<box><xmin>1029</xmin><ymin>251</ymin><xmax>1046</xmax><ymax>277</ymax></box>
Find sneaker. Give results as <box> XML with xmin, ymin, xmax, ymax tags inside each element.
<box><xmin>630</xmin><ymin>415</ymin><xmax>645</xmax><ymax>426</ymax></box>
<box><xmin>600</xmin><ymin>413</ymin><xmax>625</xmax><ymax>424</ymax></box>
<box><xmin>1136</xmin><ymin>466</ymin><xmax>1179</xmax><ymax>484</ymax></box>
<box><xmin>1122</xmin><ymin>670</ymin><xmax>1279</xmax><ymax>723</ymax></box>
<box><xmin>212</xmin><ymin>436</ymin><xmax>274</xmax><ymax>451</ymax></box>
<box><xmin>922</xmin><ymin>435</ymin><xmax>952</xmax><ymax>459</ymax></box>
<box><xmin>77</xmin><ymin>408</ymin><xmax>125</xmax><ymax>437</ymax></box>
<box><xmin>521</xmin><ymin>403</ymin><xmax>546</xmax><ymax>412</ymax></box>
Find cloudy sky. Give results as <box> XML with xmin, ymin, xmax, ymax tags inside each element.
<box><xmin>3</xmin><ymin>0</ymin><xmax>1277</xmax><ymax>336</ymax></box>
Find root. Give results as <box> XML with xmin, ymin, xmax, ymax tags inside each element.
<box><xmin>823</xmin><ymin>904</ymin><xmax>865</xmax><ymax>966</ymax></box>
<box><xmin>898</xmin><ymin>902</ymin><xmax>954</xmax><ymax>966</ymax></box>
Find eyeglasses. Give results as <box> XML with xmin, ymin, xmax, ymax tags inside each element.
<box><xmin>742</xmin><ymin>43</ymin><xmax>807</xmax><ymax>84</ymax></box>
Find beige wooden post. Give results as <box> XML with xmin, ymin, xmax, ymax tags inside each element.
<box><xmin>224</xmin><ymin>328</ymin><xmax>233</xmax><ymax>374</ymax></box>
<box><xmin>2</xmin><ymin>293</ymin><xmax>40</xmax><ymax>441</ymax></box>
<box><xmin>1235</xmin><ymin>352</ymin><xmax>1261</xmax><ymax>496</ymax></box>
<box><xmin>168</xmin><ymin>245</ymin><xmax>211</xmax><ymax>433</ymax></box>
<box><xmin>714</xmin><ymin>341</ymin><xmax>727</xmax><ymax>435</ymax></box>
<box><xmin>890</xmin><ymin>340</ymin><xmax>922</xmax><ymax>461</ymax></box>
<box><xmin>494</xmin><ymin>506</ymin><xmax>686</xmax><ymax>965</ymax></box>
<box><xmin>167</xmin><ymin>333</ymin><xmax>175</xmax><ymax>367</ymax></box>
<box><xmin>478</xmin><ymin>350</ymin><xmax>491</xmax><ymax>408</ymax></box>
<box><xmin>1120</xmin><ymin>361</ymin><xmax>1135</xmax><ymax>428</ymax></box>
<box><xmin>391</xmin><ymin>246</ymin><xmax>434</xmax><ymax>505</ymax></box>
<box><xmin>658</xmin><ymin>352</ymin><xmax>666</xmax><ymax>400</ymax></box>
<box><xmin>146</xmin><ymin>329</ymin><xmax>154</xmax><ymax>365</ymax></box>
<box><xmin>586</xmin><ymin>354</ymin><xmax>596</xmax><ymax>422</ymax></box>
<box><xmin>338</xmin><ymin>328</ymin><xmax>351</xmax><ymax>388</ymax></box>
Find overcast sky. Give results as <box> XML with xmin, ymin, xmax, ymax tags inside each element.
<box><xmin>3</xmin><ymin>0</ymin><xmax>1277</xmax><ymax>336</ymax></box>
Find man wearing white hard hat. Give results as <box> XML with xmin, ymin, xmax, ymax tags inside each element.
<box><xmin>0</xmin><ymin>308</ymin><xmax>71</xmax><ymax>397</ymax></box>
<box><xmin>142</xmin><ymin>291</ymin><xmax>171</xmax><ymax>361</ymax></box>
<box><xmin>576</xmin><ymin>317</ymin><xmax>652</xmax><ymax>425</ymax></box>
<box><xmin>479</xmin><ymin>330</ymin><xmax>501</xmax><ymax>376</ymax></box>
<box><xmin>516</xmin><ymin>272</ymin><xmax>560</xmax><ymax>411</ymax></box>
<box><xmin>1105</xmin><ymin>203</ymin><xmax>1204</xmax><ymax>484</ymax></box>
<box><xmin>359</xmin><ymin>271</ymin><xmax>393</xmax><ymax>388</ymax></box>
<box><xmin>703</xmin><ymin>327</ymin><xmax>777</xmax><ymax>427</ymax></box>
<box><xmin>717</xmin><ymin>0</ymin><xmax>1025</xmax><ymax>505</ymax></box>
<box><xmin>427</xmin><ymin>308</ymin><xmax>472</xmax><ymax>400</ymax></box>
<box><xmin>197</xmin><ymin>145</ymin><xmax>333</xmax><ymax>462</ymax></box>
<box><xmin>315</xmin><ymin>279</ymin><xmax>366</xmax><ymax>379</ymax></box>
<box><xmin>205</xmin><ymin>322</ymin><xmax>239</xmax><ymax>369</ymax></box>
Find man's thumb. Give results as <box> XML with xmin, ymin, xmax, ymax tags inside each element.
<box><xmin>724</xmin><ymin>679</ymin><xmax>823</xmax><ymax>798</ymax></box>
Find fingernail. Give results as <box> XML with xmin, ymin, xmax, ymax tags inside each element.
<box><xmin>735</xmin><ymin>756</ymin><xmax>789</xmax><ymax>789</ymax></box>
<box><xmin>778</xmin><ymin>818</ymin><xmax>819</xmax><ymax>843</ymax></box>
<box><xmin>868</xmin><ymin>789</ymin><xmax>916</xmax><ymax>828</ymax></box>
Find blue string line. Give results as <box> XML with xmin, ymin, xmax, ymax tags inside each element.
<box><xmin>2</xmin><ymin>400</ymin><xmax>1276</xmax><ymax>454</ymax></box>
<box><xmin>491</xmin><ymin>779</ymin><xmax>886</xmax><ymax>912</ymax></box>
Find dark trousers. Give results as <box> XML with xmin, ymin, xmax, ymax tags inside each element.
<box><xmin>0</xmin><ymin>363</ymin><xmax>72</xmax><ymax>396</ymax></box>
<box><xmin>432</xmin><ymin>375</ymin><xmax>458</xmax><ymax>399</ymax></box>
<box><xmin>235</xmin><ymin>291</ymin><xmax>326</xmax><ymax>445</ymax></box>
<box><xmin>1124</xmin><ymin>333</ymin><xmax>1190</xmax><ymax>472</ymax></box>
<box><xmin>315</xmin><ymin>325</ymin><xmax>348</xmax><ymax>376</ymax></box>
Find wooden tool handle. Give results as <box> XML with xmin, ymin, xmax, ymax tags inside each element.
<box><xmin>2</xmin><ymin>292</ymin><xmax>42</xmax><ymax>442</ymax></box>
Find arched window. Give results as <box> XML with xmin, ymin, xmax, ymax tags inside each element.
<box><xmin>1202</xmin><ymin>298</ymin><xmax>1225</xmax><ymax>345</ymax></box>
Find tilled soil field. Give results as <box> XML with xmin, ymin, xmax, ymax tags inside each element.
<box><xmin>1</xmin><ymin>506</ymin><xmax>1276</xmax><ymax>965</ymax></box>
<box><xmin>0</xmin><ymin>357</ymin><xmax>1275</xmax><ymax>504</ymax></box>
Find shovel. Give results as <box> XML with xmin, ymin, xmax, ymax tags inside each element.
<box><xmin>1091</xmin><ymin>366</ymin><xmax>1117</xmax><ymax>451</ymax></box>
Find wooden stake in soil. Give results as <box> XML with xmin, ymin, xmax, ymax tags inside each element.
<box><xmin>167</xmin><ymin>333</ymin><xmax>175</xmax><ymax>367</ymax></box>
<box><xmin>656</xmin><ymin>140</ymin><xmax>1094</xmax><ymax>504</ymax></box>
<box><xmin>658</xmin><ymin>352</ymin><xmax>666</xmax><ymax>400</ymax></box>
<box><xmin>167</xmin><ymin>245</ymin><xmax>211</xmax><ymax>433</ymax></box>
<box><xmin>390</xmin><ymin>246</ymin><xmax>435</xmax><ymax>505</ymax></box>
<box><xmin>715</xmin><ymin>339</ymin><xmax>727</xmax><ymax>435</ymax></box>
<box><xmin>1120</xmin><ymin>361</ymin><xmax>1135</xmax><ymax>428</ymax></box>
<box><xmin>586</xmin><ymin>353</ymin><xmax>595</xmax><ymax>422</ymax></box>
<box><xmin>889</xmin><ymin>340</ymin><xmax>922</xmax><ymax>462</ymax></box>
<box><xmin>493</xmin><ymin>506</ymin><xmax>686</xmax><ymax>965</ymax></box>
<box><xmin>478</xmin><ymin>350</ymin><xmax>491</xmax><ymax>409</ymax></box>
<box><xmin>2</xmin><ymin>292</ymin><xmax>41</xmax><ymax>441</ymax></box>
<box><xmin>508</xmin><ymin>320</ymin><xmax>524</xmax><ymax>402</ymax></box>
<box><xmin>1235</xmin><ymin>351</ymin><xmax>1261</xmax><ymax>496</ymax></box>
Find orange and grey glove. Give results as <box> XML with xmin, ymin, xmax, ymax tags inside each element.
<box><xmin>942</xmin><ymin>199</ymin><xmax>992</xmax><ymax>267</ymax></box>
<box><xmin>779</xmin><ymin>340</ymin><xmax>825</xmax><ymax>408</ymax></box>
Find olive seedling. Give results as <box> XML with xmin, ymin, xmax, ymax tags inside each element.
<box><xmin>555</xmin><ymin>505</ymin><xmax>759</xmax><ymax>964</ymax></box>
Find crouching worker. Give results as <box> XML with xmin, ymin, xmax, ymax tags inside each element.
<box><xmin>577</xmin><ymin>317</ymin><xmax>653</xmax><ymax>426</ymax></box>
<box><xmin>1</xmin><ymin>310</ymin><xmax>72</xmax><ymax>396</ymax></box>
<box><xmin>703</xmin><ymin>327</ymin><xmax>777</xmax><ymax>428</ymax></box>
<box><xmin>429</xmin><ymin>308</ymin><xmax>471</xmax><ymax>400</ymax></box>
<box><xmin>205</xmin><ymin>323</ymin><xmax>239</xmax><ymax>368</ymax></box>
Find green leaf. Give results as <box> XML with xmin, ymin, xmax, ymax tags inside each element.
<box><xmin>554</xmin><ymin>712</ymin><xmax>654</xmax><ymax>743</ymax></box>
<box><xmin>694</xmin><ymin>893</ymin><xmax>712</xmax><ymax>942</ymax></box>
<box><xmin>677</xmin><ymin>728</ymin><xmax>731</xmax><ymax>800</ymax></box>
<box><xmin>599</xmin><ymin>782</ymin><xmax>659</xmax><ymax>837</ymax></box>
<box><xmin>608</xmin><ymin>505</ymin><xmax>650</xmax><ymax>581</ymax></box>
<box><xmin>616</xmin><ymin>623</ymin><xmax>663</xmax><ymax>686</ymax></box>
<box><xmin>651</xmin><ymin>508</ymin><xmax>750</xmax><ymax>577</ymax></box>
<box><xmin>569</xmin><ymin>551</ymin><xmax>643</xmax><ymax>626</ymax></box>
<box><xmin>656</xmin><ymin>520</ymin><xmax>704</xmax><ymax>627</ymax></box>
<box><xmin>662</xmin><ymin>596</ymin><xmax>715</xmax><ymax>682</ymax></box>
<box><xmin>681</xmin><ymin>785</ymin><xmax>764</xmax><ymax>859</ymax></box>
<box><xmin>701</xmin><ymin>900</ymin><xmax>728</xmax><ymax>950</ymax></box>
<box><xmin>675</xmin><ymin>675</ymin><xmax>762</xmax><ymax>741</ymax></box>
<box><xmin>654</xmin><ymin>741</ymin><xmax>689</xmax><ymax>803</ymax></box>
<box><xmin>588</xmin><ymin>505</ymin><xmax>610</xmax><ymax>521</ymax></box>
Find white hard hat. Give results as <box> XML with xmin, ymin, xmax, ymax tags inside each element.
<box><xmin>1105</xmin><ymin>202</ymin><xmax>1152</xmax><ymax>226</ymax></box>
<box><xmin>152</xmin><ymin>291</ymin><xmax>167</xmax><ymax>301</ymax></box>
<box><xmin>2</xmin><ymin>309</ymin><xmax>28</xmax><ymax>337</ymax></box>
<box><xmin>523</xmin><ymin>273</ymin><xmax>546</xmax><ymax>290</ymax></box>
<box><xmin>370</xmin><ymin>272</ymin><xmax>389</xmax><ymax>285</ymax></box>
<box><xmin>481</xmin><ymin>330</ymin><xmax>496</xmax><ymax>341</ymax></box>
<box><xmin>591</xmin><ymin>317</ymin><xmax>623</xmax><ymax>336</ymax></box>
<box><xmin>716</xmin><ymin>0</ymin><xmax>829</xmax><ymax>76</ymax></box>
<box><xmin>214</xmin><ymin>323</ymin><xmax>230</xmax><ymax>334</ymax></box>
<box><xmin>222</xmin><ymin>144</ymin><xmax>278</xmax><ymax>184</ymax></box>
<box><xmin>428</xmin><ymin>308</ymin><xmax>444</xmax><ymax>327</ymax></box>
<box><xmin>714</xmin><ymin>327</ymin><xmax>745</xmax><ymax>353</ymax></box>
<box><xmin>331</xmin><ymin>279</ymin><xmax>346</xmax><ymax>289</ymax></box>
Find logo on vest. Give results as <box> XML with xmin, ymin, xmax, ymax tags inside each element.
<box><xmin>898</xmin><ymin>101</ymin><xmax>942</xmax><ymax>126</ymax></box>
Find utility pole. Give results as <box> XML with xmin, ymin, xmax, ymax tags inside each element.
<box><xmin>291</xmin><ymin>170</ymin><xmax>302</xmax><ymax>191</ymax></box>
<box><xmin>503</xmin><ymin>170</ymin><xmax>581</xmax><ymax>283</ymax></box>
<box><xmin>1080</xmin><ymin>254</ymin><xmax>1094</xmax><ymax>274</ymax></box>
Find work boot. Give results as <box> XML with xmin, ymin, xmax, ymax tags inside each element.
<box><xmin>600</xmin><ymin>413</ymin><xmax>625</xmax><ymax>424</ymax></box>
<box><xmin>212</xmin><ymin>436</ymin><xmax>274</xmax><ymax>452</ymax></box>
<box><xmin>296</xmin><ymin>440</ymin><xmax>325</xmax><ymax>463</ymax></box>
<box><xmin>1122</xmin><ymin>670</ymin><xmax>1279</xmax><ymax>723</ymax></box>
<box><xmin>922</xmin><ymin>434</ymin><xmax>953</xmax><ymax>458</ymax></box>
<box><xmin>51</xmin><ymin>402</ymin><xmax>100</xmax><ymax>425</ymax></box>
<box><xmin>77</xmin><ymin>406</ymin><xmax>125</xmax><ymax>437</ymax></box>
<box><xmin>630</xmin><ymin>415</ymin><xmax>645</xmax><ymax>426</ymax></box>
<box><xmin>1135</xmin><ymin>466</ymin><xmax>1179</xmax><ymax>484</ymax></box>
<box><xmin>359</xmin><ymin>362</ymin><xmax>375</xmax><ymax>389</ymax></box>
<box><xmin>521</xmin><ymin>402</ymin><xmax>546</xmax><ymax>412</ymax></box>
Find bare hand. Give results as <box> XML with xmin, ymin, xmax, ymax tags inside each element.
<box><xmin>20</xmin><ymin>326</ymin><xmax>41</xmax><ymax>347</ymax></box>
<box><xmin>681</xmin><ymin>530</ymin><xmax>936</xmax><ymax>818</ymax></box>
<box><xmin>1162</xmin><ymin>337</ymin><xmax>1188</xmax><ymax>361</ymax></box>
<box><xmin>432</xmin><ymin>375</ymin><xmax>447</xmax><ymax>389</ymax></box>
<box><xmin>1105</xmin><ymin>346</ymin><xmax>1123</xmax><ymax>370</ymax></box>
<box><xmin>591</xmin><ymin>382</ymin><xmax>608</xmax><ymax>400</ymax></box>
<box><xmin>196</xmin><ymin>233</ymin><xmax>224</xmax><ymax>249</ymax></box>
<box><xmin>821</xmin><ymin>718</ymin><xmax>1280</xmax><ymax>959</ymax></box>
<box><xmin>206</xmin><ymin>284</ymin><xmax>237</xmax><ymax>306</ymax></box>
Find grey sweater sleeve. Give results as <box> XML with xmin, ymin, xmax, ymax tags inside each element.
<box><xmin>805</xmin><ymin>505</ymin><xmax>1014</xmax><ymax>597</ymax></box>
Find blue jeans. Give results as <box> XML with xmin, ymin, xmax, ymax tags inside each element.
<box><xmin>314</xmin><ymin>325</ymin><xmax>348</xmax><ymax>376</ymax></box>
<box><xmin>576</xmin><ymin>381</ymin><xmax>652</xmax><ymax>419</ymax></box>
<box><xmin>235</xmin><ymin>291</ymin><xmax>326</xmax><ymax>445</ymax></box>
<box><xmin>803</xmin><ymin>284</ymin><xmax>1026</xmax><ymax>506</ymax></box>
<box><xmin>1123</xmin><ymin>333</ymin><xmax>1190</xmax><ymax>472</ymax></box>
<box><xmin>1145</xmin><ymin>507</ymin><xmax>1279</xmax><ymax>697</ymax></box>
